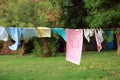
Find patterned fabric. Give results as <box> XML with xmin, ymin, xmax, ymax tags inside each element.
<box><xmin>0</xmin><ymin>27</ymin><xmax>8</xmax><ymax>41</ymax></box>
<box><xmin>66</xmin><ymin>29</ymin><xmax>83</xmax><ymax>65</ymax></box>
<box><xmin>94</xmin><ymin>29</ymin><xmax>102</xmax><ymax>52</ymax></box>
<box><xmin>52</xmin><ymin>28</ymin><xmax>66</xmax><ymax>41</ymax></box>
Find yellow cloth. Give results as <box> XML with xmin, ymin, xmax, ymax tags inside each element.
<box><xmin>37</xmin><ymin>27</ymin><xmax>51</xmax><ymax>38</ymax></box>
<box><xmin>38</xmin><ymin>29</ymin><xmax>45</xmax><ymax>37</ymax></box>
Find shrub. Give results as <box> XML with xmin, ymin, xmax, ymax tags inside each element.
<box><xmin>0</xmin><ymin>0</ymin><xmax>61</xmax><ymax>56</ymax></box>
<box><xmin>32</xmin><ymin>37</ymin><xmax>59</xmax><ymax>57</ymax></box>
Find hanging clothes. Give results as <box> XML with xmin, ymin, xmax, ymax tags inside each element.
<box><xmin>90</xmin><ymin>29</ymin><xmax>94</xmax><ymax>37</ymax></box>
<box><xmin>0</xmin><ymin>27</ymin><xmax>8</xmax><ymax>41</ymax></box>
<box><xmin>6</xmin><ymin>27</ymin><xmax>22</xmax><ymax>50</ymax></box>
<box><xmin>52</xmin><ymin>28</ymin><xmax>66</xmax><ymax>41</ymax></box>
<box><xmin>37</xmin><ymin>27</ymin><xmax>51</xmax><ymax>38</ymax></box>
<box><xmin>97</xmin><ymin>29</ymin><xmax>104</xmax><ymax>43</ymax></box>
<box><xmin>22</xmin><ymin>28</ymin><xmax>40</xmax><ymax>39</ymax></box>
<box><xmin>84</xmin><ymin>29</ymin><xmax>90</xmax><ymax>42</ymax></box>
<box><xmin>84</xmin><ymin>29</ymin><xmax>94</xmax><ymax>42</ymax></box>
<box><xmin>66</xmin><ymin>29</ymin><xmax>83</xmax><ymax>65</ymax></box>
<box><xmin>94</xmin><ymin>29</ymin><xmax>102</xmax><ymax>52</ymax></box>
<box><xmin>107</xmin><ymin>30</ymin><xmax>114</xmax><ymax>50</ymax></box>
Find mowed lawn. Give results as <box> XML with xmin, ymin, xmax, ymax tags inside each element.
<box><xmin>0</xmin><ymin>51</ymin><xmax>120</xmax><ymax>80</ymax></box>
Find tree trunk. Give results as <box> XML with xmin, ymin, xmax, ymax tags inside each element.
<box><xmin>116</xmin><ymin>28</ymin><xmax>120</xmax><ymax>54</ymax></box>
<box><xmin>18</xmin><ymin>41</ymin><xmax>25</xmax><ymax>56</ymax></box>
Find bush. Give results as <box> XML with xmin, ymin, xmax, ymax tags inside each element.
<box><xmin>0</xmin><ymin>0</ymin><xmax>61</xmax><ymax>56</ymax></box>
<box><xmin>0</xmin><ymin>0</ymin><xmax>60</xmax><ymax>27</ymax></box>
<box><xmin>32</xmin><ymin>37</ymin><xmax>59</xmax><ymax>57</ymax></box>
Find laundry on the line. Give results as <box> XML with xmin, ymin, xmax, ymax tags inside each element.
<box><xmin>97</xmin><ymin>29</ymin><xmax>104</xmax><ymax>43</ymax></box>
<box><xmin>66</xmin><ymin>29</ymin><xmax>83</xmax><ymax>65</ymax></box>
<box><xmin>94</xmin><ymin>29</ymin><xmax>102</xmax><ymax>52</ymax></box>
<box><xmin>0</xmin><ymin>27</ymin><xmax>8</xmax><ymax>41</ymax></box>
<box><xmin>22</xmin><ymin>28</ymin><xmax>40</xmax><ymax>39</ymax></box>
<box><xmin>84</xmin><ymin>29</ymin><xmax>94</xmax><ymax>42</ymax></box>
<box><xmin>0</xmin><ymin>26</ymin><xmax>106</xmax><ymax>65</ymax></box>
<box><xmin>52</xmin><ymin>28</ymin><xmax>66</xmax><ymax>41</ymax></box>
<box><xmin>37</xmin><ymin>27</ymin><xmax>51</xmax><ymax>38</ymax></box>
<box><xmin>6</xmin><ymin>27</ymin><xmax>22</xmax><ymax>50</ymax></box>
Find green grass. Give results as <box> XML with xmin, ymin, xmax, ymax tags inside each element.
<box><xmin>0</xmin><ymin>51</ymin><xmax>120</xmax><ymax>80</ymax></box>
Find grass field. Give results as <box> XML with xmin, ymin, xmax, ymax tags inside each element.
<box><xmin>0</xmin><ymin>51</ymin><xmax>120</xmax><ymax>80</ymax></box>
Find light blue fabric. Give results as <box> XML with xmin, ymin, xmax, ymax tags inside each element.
<box><xmin>22</xmin><ymin>28</ymin><xmax>40</xmax><ymax>39</ymax></box>
<box><xmin>52</xmin><ymin>28</ymin><xmax>66</xmax><ymax>41</ymax></box>
<box><xmin>107</xmin><ymin>30</ymin><xmax>114</xmax><ymax>50</ymax></box>
<box><xmin>6</xmin><ymin>27</ymin><xmax>22</xmax><ymax>50</ymax></box>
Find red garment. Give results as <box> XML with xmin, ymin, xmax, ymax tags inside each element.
<box><xmin>94</xmin><ymin>29</ymin><xmax>102</xmax><ymax>52</ymax></box>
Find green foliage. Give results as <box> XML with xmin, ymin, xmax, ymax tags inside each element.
<box><xmin>84</xmin><ymin>0</ymin><xmax>120</xmax><ymax>28</ymax></box>
<box><xmin>0</xmin><ymin>0</ymin><xmax>60</xmax><ymax>27</ymax></box>
<box><xmin>32</xmin><ymin>38</ymin><xmax>42</xmax><ymax>57</ymax></box>
<box><xmin>53</xmin><ymin>0</ymin><xmax>85</xmax><ymax>28</ymax></box>
<box><xmin>85</xmin><ymin>0</ymin><xmax>111</xmax><ymax>9</ymax></box>
<box><xmin>32</xmin><ymin>37</ymin><xmax>59</xmax><ymax>57</ymax></box>
<box><xmin>0</xmin><ymin>0</ymin><xmax>62</xmax><ymax>57</ymax></box>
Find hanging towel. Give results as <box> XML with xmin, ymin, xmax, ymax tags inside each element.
<box><xmin>0</xmin><ymin>27</ymin><xmax>8</xmax><ymax>41</ymax></box>
<box><xmin>22</xmin><ymin>28</ymin><xmax>40</xmax><ymax>39</ymax></box>
<box><xmin>66</xmin><ymin>29</ymin><xmax>83</xmax><ymax>65</ymax></box>
<box><xmin>52</xmin><ymin>28</ymin><xmax>66</xmax><ymax>41</ymax></box>
<box><xmin>94</xmin><ymin>29</ymin><xmax>102</xmax><ymax>52</ymax></box>
<box><xmin>6</xmin><ymin>27</ymin><xmax>22</xmax><ymax>50</ymax></box>
<box><xmin>37</xmin><ymin>27</ymin><xmax>51</xmax><ymax>38</ymax></box>
<box><xmin>84</xmin><ymin>29</ymin><xmax>90</xmax><ymax>42</ymax></box>
<box><xmin>90</xmin><ymin>29</ymin><xmax>94</xmax><ymax>37</ymax></box>
<box><xmin>84</xmin><ymin>29</ymin><xmax>94</xmax><ymax>42</ymax></box>
<box><xmin>97</xmin><ymin>29</ymin><xmax>104</xmax><ymax>43</ymax></box>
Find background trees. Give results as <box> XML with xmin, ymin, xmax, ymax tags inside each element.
<box><xmin>0</xmin><ymin>0</ymin><xmax>60</xmax><ymax>27</ymax></box>
<box><xmin>55</xmin><ymin>0</ymin><xmax>120</xmax><ymax>54</ymax></box>
<box><xmin>84</xmin><ymin>0</ymin><xmax>120</xmax><ymax>54</ymax></box>
<box><xmin>52</xmin><ymin>0</ymin><xmax>86</xmax><ymax>28</ymax></box>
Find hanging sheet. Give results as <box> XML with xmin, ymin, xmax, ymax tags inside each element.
<box><xmin>66</xmin><ymin>29</ymin><xmax>83</xmax><ymax>65</ymax></box>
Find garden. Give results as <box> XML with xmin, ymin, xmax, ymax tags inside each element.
<box><xmin>0</xmin><ymin>0</ymin><xmax>120</xmax><ymax>80</ymax></box>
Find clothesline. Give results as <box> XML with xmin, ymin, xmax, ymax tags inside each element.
<box><xmin>0</xmin><ymin>27</ymin><xmax>114</xmax><ymax>65</ymax></box>
<box><xmin>0</xmin><ymin>26</ymin><xmax>110</xmax><ymax>51</ymax></box>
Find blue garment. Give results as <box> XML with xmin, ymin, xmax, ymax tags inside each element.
<box><xmin>107</xmin><ymin>30</ymin><xmax>114</xmax><ymax>50</ymax></box>
<box><xmin>53</xmin><ymin>28</ymin><xmax>66</xmax><ymax>41</ymax></box>
<box><xmin>22</xmin><ymin>28</ymin><xmax>40</xmax><ymax>39</ymax></box>
<box><xmin>6</xmin><ymin>27</ymin><xmax>22</xmax><ymax>50</ymax></box>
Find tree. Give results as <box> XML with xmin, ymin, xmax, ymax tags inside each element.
<box><xmin>57</xmin><ymin>0</ymin><xmax>120</xmax><ymax>54</ymax></box>
<box><xmin>84</xmin><ymin>0</ymin><xmax>120</xmax><ymax>54</ymax></box>
<box><xmin>52</xmin><ymin>0</ymin><xmax>86</xmax><ymax>28</ymax></box>
<box><xmin>0</xmin><ymin>0</ymin><xmax>61</xmax><ymax>56</ymax></box>
<box><xmin>0</xmin><ymin>0</ymin><xmax>59</xmax><ymax>27</ymax></box>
